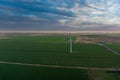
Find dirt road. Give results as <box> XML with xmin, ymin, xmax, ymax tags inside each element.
<box><xmin>97</xmin><ymin>43</ymin><xmax>120</xmax><ymax>56</ymax></box>
<box><xmin>0</xmin><ymin>61</ymin><xmax>119</xmax><ymax>71</ymax></box>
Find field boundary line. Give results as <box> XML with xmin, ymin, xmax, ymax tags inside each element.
<box><xmin>0</xmin><ymin>61</ymin><xmax>119</xmax><ymax>71</ymax></box>
<box><xmin>97</xmin><ymin>43</ymin><xmax>120</xmax><ymax>56</ymax></box>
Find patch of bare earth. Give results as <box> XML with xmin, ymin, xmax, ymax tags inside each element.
<box><xmin>74</xmin><ymin>36</ymin><xmax>94</xmax><ymax>43</ymax></box>
<box><xmin>75</xmin><ymin>36</ymin><xmax>120</xmax><ymax>44</ymax></box>
<box><xmin>93</xmin><ymin>36</ymin><xmax>120</xmax><ymax>43</ymax></box>
<box><xmin>0</xmin><ymin>35</ymin><xmax>10</xmax><ymax>40</ymax></box>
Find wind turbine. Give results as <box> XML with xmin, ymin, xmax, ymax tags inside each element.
<box><xmin>69</xmin><ymin>35</ymin><xmax>73</xmax><ymax>53</ymax></box>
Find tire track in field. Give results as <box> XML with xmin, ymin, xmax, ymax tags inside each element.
<box><xmin>0</xmin><ymin>61</ymin><xmax>119</xmax><ymax>71</ymax></box>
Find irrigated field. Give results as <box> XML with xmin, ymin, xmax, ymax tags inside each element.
<box><xmin>0</xmin><ymin>36</ymin><xmax>120</xmax><ymax>68</ymax></box>
<box><xmin>106</xmin><ymin>43</ymin><xmax>120</xmax><ymax>52</ymax></box>
<box><xmin>0</xmin><ymin>64</ymin><xmax>88</xmax><ymax>80</ymax></box>
<box><xmin>0</xmin><ymin>35</ymin><xmax>120</xmax><ymax>80</ymax></box>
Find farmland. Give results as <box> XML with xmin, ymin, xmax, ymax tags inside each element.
<box><xmin>106</xmin><ymin>43</ymin><xmax>120</xmax><ymax>52</ymax></box>
<box><xmin>0</xmin><ymin>35</ymin><xmax>120</xmax><ymax>80</ymax></box>
<box><xmin>0</xmin><ymin>64</ymin><xmax>88</xmax><ymax>80</ymax></box>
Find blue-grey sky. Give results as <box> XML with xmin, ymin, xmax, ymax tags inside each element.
<box><xmin>0</xmin><ymin>0</ymin><xmax>120</xmax><ymax>31</ymax></box>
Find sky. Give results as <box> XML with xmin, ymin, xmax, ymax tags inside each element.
<box><xmin>0</xmin><ymin>0</ymin><xmax>120</xmax><ymax>31</ymax></box>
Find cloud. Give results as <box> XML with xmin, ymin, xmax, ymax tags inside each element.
<box><xmin>0</xmin><ymin>0</ymin><xmax>120</xmax><ymax>30</ymax></box>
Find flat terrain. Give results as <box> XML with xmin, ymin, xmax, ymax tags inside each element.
<box><xmin>106</xmin><ymin>43</ymin><xmax>120</xmax><ymax>52</ymax></box>
<box><xmin>88</xmin><ymin>70</ymin><xmax>120</xmax><ymax>80</ymax></box>
<box><xmin>0</xmin><ymin>64</ymin><xmax>89</xmax><ymax>80</ymax></box>
<box><xmin>0</xmin><ymin>36</ymin><xmax>119</xmax><ymax>68</ymax></box>
<box><xmin>0</xmin><ymin>35</ymin><xmax>120</xmax><ymax>80</ymax></box>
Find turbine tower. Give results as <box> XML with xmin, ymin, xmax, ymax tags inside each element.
<box><xmin>70</xmin><ymin>35</ymin><xmax>73</xmax><ymax>53</ymax></box>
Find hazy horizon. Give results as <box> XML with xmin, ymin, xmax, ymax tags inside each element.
<box><xmin>1</xmin><ymin>30</ymin><xmax>120</xmax><ymax>34</ymax></box>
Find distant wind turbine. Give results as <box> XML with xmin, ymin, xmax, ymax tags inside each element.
<box><xmin>69</xmin><ymin>35</ymin><xmax>73</xmax><ymax>53</ymax></box>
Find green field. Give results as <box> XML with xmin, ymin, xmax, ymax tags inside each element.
<box><xmin>0</xmin><ymin>36</ymin><xmax>120</xmax><ymax>68</ymax></box>
<box><xmin>0</xmin><ymin>64</ymin><xmax>88</xmax><ymax>80</ymax></box>
<box><xmin>0</xmin><ymin>36</ymin><xmax>120</xmax><ymax>80</ymax></box>
<box><xmin>106</xmin><ymin>43</ymin><xmax>120</xmax><ymax>52</ymax></box>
